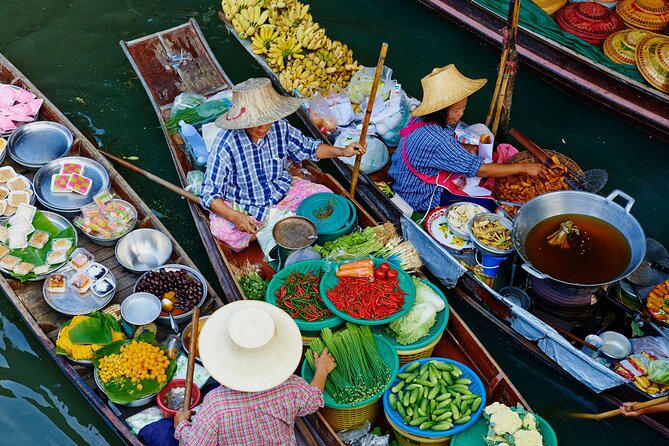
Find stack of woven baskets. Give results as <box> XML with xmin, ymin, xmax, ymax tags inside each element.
<box><xmin>604</xmin><ymin>29</ymin><xmax>669</xmax><ymax>92</ymax></box>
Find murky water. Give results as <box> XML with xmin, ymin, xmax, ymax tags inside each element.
<box><xmin>0</xmin><ymin>0</ymin><xmax>666</xmax><ymax>444</ymax></box>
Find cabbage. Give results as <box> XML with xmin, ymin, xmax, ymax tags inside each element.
<box><xmin>387</xmin><ymin>303</ymin><xmax>437</xmax><ymax>345</ymax></box>
<box><xmin>413</xmin><ymin>277</ymin><xmax>445</xmax><ymax>312</ymax></box>
<box><xmin>648</xmin><ymin>359</ymin><xmax>669</xmax><ymax>385</ymax></box>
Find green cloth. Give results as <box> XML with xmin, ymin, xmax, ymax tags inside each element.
<box><xmin>472</xmin><ymin>0</ymin><xmax>647</xmax><ymax>84</ymax></box>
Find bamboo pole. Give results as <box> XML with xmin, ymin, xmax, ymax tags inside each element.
<box><xmin>349</xmin><ymin>42</ymin><xmax>388</xmax><ymax>197</ymax></box>
<box><xmin>184</xmin><ymin>307</ymin><xmax>200</xmax><ymax>412</ymax></box>
<box><xmin>567</xmin><ymin>396</ymin><xmax>669</xmax><ymax>420</ymax></box>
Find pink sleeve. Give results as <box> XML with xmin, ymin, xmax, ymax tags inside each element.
<box><xmin>292</xmin><ymin>376</ymin><xmax>325</xmax><ymax>417</ymax></box>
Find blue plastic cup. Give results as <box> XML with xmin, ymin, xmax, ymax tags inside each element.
<box><xmin>480</xmin><ymin>252</ymin><xmax>508</xmax><ymax>278</ymax></box>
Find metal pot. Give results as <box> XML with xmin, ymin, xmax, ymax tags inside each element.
<box><xmin>512</xmin><ymin>190</ymin><xmax>646</xmax><ymax>287</ymax></box>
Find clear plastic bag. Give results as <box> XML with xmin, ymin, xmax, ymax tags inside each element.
<box><xmin>170</xmin><ymin>93</ymin><xmax>206</xmax><ymax>118</ymax></box>
<box><xmin>347</xmin><ymin>66</ymin><xmax>393</xmax><ymax>104</ymax></box>
<box><xmin>335</xmin><ymin>128</ymin><xmax>389</xmax><ymax>174</ymax></box>
<box><xmin>327</xmin><ymin>85</ymin><xmax>355</xmax><ymax>126</ymax></box>
<box><xmin>308</xmin><ymin>90</ymin><xmax>338</xmax><ymax>132</ymax></box>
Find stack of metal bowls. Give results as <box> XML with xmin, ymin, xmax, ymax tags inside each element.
<box><xmin>7</xmin><ymin>122</ymin><xmax>73</xmax><ymax>170</ymax></box>
<box><xmin>33</xmin><ymin>156</ymin><xmax>110</xmax><ymax>218</ymax></box>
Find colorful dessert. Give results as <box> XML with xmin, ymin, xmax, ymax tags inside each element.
<box><xmin>66</xmin><ymin>173</ymin><xmax>93</xmax><ymax>196</ymax></box>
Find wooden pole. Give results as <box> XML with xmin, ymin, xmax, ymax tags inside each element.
<box><xmin>567</xmin><ymin>396</ymin><xmax>669</xmax><ymax>420</ymax></box>
<box><xmin>98</xmin><ymin>149</ymin><xmax>201</xmax><ymax>205</ymax></box>
<box><xmin>349</xmin><ymin>42</ymin><xmax>388</xmax><ymax>197</ymax></box>
<box><xmin>184</xmin><ymin>307</ymin><xmax>200</xmax><ymax>412</ymax></box>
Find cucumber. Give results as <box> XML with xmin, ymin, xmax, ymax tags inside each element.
<box><xmin>419</xmin><ymin>421</ymin><xmax>435</xmax><ymax>430</ymax></box>
<box><xmin>397</xmin><ymin>404</ymin><xmax>406</xmax><ymax>418</ymax></box>
<box><xmin>403</xmin><ymin>392</ymin><xmax>411</xmax><ymax>407</ymax></box>
<box><xmin>454</xmin><ymin>415</ymin><xmax>471</xmax><ymax>425</ymax></box>
<box><xmin>410</xmin><ymin>388</ymin><xmax>419</xmax><ymax>405</ymax></box>
<box><xmin>405</xmin><ymin>361</ymin><xmax>420</xmax><ymax>373</ymax></box>
<box><xmin>391</xmin><ymin>381</ymin><xmax>405</xmax><ymax>393</ymax></box>
<box><xmin>417</xmin><ymin>408</ymin><xmax>427</xmax><ymax>417</ymax></box>
<box><xmin>435</xmin><ymin>392</ymin><xmax>451</xmax><ymax>402</ymax></box>
<box><xmin>461</xmin><ymin>394</ymin><xmax>478</xmax><ymax>401</ymax></box>
<box><xmin>434</xmin><ymin>362</ymin><xmax>452</xmax><ymax>371</ymax></box>
<box><xmin>455</xmin><ymin>378</ymin><xmax>472</xmax><ymax>385</ymax></box>
<box><xmin>420</xmin><ymin>398</ymin><xmax>428</xmax><ymax>413</ymax></box>
<box><xmin>432</xmin><ymin>422</ymin><xmax>453</xmax><ymax>431</ymax></box>
<box><xmin>427</xmin><ymin>384</ymin><xmax>441</xmax><ymax>400</ymax></box>
<box><xmin>406</xmin><ymin>371</ymin><xmax>418</xmax><ymax>384</ymax></box>
<box><xmin>409</xmin><ymin>416</ymin><xmax>428</xmax><ymax>426</ymax></box>
<box><xmin>471</xmin><ymin>397</ymin><xmax>482</xmax><ymax>412</ymax></box>
<box><xmin>451</xmin><ymin>402</ymin><xmax>460</xmax><ymax>420</ymax></box>
<box><xmin>434</xmin><ymin>411</ymin><xmax>452</xmax><ymax>422</ymax></box>
<box><xmin>397</xmin><ymin>372</ymin><xmax>412</xmax><ymax>379</ymax></box>
<box><xmin>436</xmin><ymin>400</ymin><xmax>451</xmax><ymax>410</ymax></box>
<box><xmin>398</xmin><ymin>390</ymin><xmax>405</xmax><ymax>402</ymax></box>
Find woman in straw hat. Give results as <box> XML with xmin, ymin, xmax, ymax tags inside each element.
<box><xmin>200</xmin><ymin>77</ymin><xmax>365</xmax><ymax>252</ymax></box>
<box><xmin>139</xmin><ymin>301</ymin><xmax>336</xmax><ymax>446</ymax></box>
<box><xmin>388</xmin><ymin>65</ymin><xmax>546</xmax><ymax>212</ymax></box>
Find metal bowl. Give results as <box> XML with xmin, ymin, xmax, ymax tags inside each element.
<box><xmin>33</xmin><ymin>156</ymin><xmax>110</xmax><ymax>213</ymax></box>
<box><xmin>80</xmin><ymin>199</ymin><xmax>138</xmax><ymax>247</ymax></box>
<box><xmin>8</xmin><ymin>121</ymin><xmax>73</xmax><ymax>169</ymax></box>
<box><xmin>94</xmin><ymin>369</ymin><xmax>156</xmax><ymax>407</ymax></box>
<box><xmin>468</xmin><ymin>212</ymin><xmax>515</xmax><ymax>256</ymax></box>
<box><xmin>134</xmin><ymin>264</ymin><xmax>208</xmax><ymax>325</ymax></box>
<box><xmin>446</xmin><ymin>202</ymin><xmax>488</xmax><ymax>240</ymax></box>
<box><xmin>120</xmin><ymin>292</ymin><xmax>162</xmax><ymax>325</ymax></box>
<box><xmin>599</xmin><ymin>331</ymin><xmax>632</xmax><ymax>359</ymax></box>
<box><xmin>115</xmin><ymin>229</ymin><xmax>172</xmax><ymax>273</ymax></box>
<box><xmin>180</xmin><ymin>315</ymin><xmax>210</xmax><ymax>363</ymax></box>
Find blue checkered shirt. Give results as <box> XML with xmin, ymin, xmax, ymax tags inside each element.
<box><xmin>200</xmin><ymin>119</ymin><xmax>321</xmax><ymax>221</ymax></box>
<box><xmin>388</xmin><ymin>120</ymin><xmax>482</xmax><ymax>211</ymax></box>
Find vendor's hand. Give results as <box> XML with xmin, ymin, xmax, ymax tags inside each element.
<box><xmin>174</xmin><ymin>409</ymin><xmax>193</xmax><ymax>428</ymax></box>
<box><xmin>229</xmin><ymin>210</ymin><xmax>258</xmax><ymax>234</ymax></box>
<box><xmin>340</xmin><ymin>142</ymin><xmax>366</xmax><ymax>157</ymax></box>
<box><xmin>313</xmin><ymin>347</ymin><xmax>337</xmax><ymax>375</ymax></box>
<box><xmin>621</xmin><ymin>402</ymin><xmax>644</xmax><ymax>417</ymax></box>
<box><xmin>523</xmin><ymin>163</ymin><xmax>548</xmax><ymax>177</ymax></box>
<box><xmin>463</xmin><ymin>143</ymin><xmax>478</xmax><ymax>154</ymax></box>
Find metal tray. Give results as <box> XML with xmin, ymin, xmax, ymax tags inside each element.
<box><xmin>8</xmin><ymin>121</ymin><xmax>73</xmax><ymax>169</ymax></box>
<box><xmin>0</xmin><ymin>211</ymin><xmax>77</xmax><ymax>281</ymax></box>
<box><xmin>43</xmin><ymin>268</ymin><xmax>116</xmax><ymax>315</ymax></box>
<box><xmin>33</xmin><ymin>156</ymin><xmax>109</xmax><ymax>212</ymax></box>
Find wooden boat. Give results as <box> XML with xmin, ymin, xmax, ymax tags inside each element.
<box><xmin>216</xmin><ymin>14</ymin><xmax>669</xmax><ymax>438</ymax></box>
<box><xmin>414</xmin><ymin>0</ymin><xmax>669</xmax><ymax>142</ymax></box>
<box><xmin>121</xmin><ymin>18</ymin><xmax>530</xmax><ymax>443</ymax></box>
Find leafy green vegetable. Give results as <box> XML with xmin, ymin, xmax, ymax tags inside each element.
<box><xmin>313</xmin><ymin>223</ymin><xmax>397</xmax><ymax>260</ymax></box>
<box><xmin>68</xmin><ymin>312</ymin><xmax>121</xmax><ymax>345</ymax></box>
<box><xmin>649</xmin><ymin>360</ymin><xmax>669</xmax><ymax>385</ymax></box>
<box><xmin>239</xmin><ymin>272</ymin><xmax>268</xmax><ymax>301</ymax></box>
<box><xmin>165</xmin><ymin>99</ymin><xmax>231</xmax><ymax>134</ymax></box>
<box><xmin>413</xmin><ymin>277</ymin><xmax>445</xmax><ymax>311</ymax></box>
<box><xmin>386</xmin><ymin>303</ymin><xmax>437</xmax><ymax>345</ymax></box>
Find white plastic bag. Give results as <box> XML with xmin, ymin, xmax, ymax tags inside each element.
<box><xmin>308</xmin><ymin>90</ymin><xmax>337</xmax><ymax>132</ymax></box>
<box><xmin>335</xmin><ymin>129</ymin><xmax>389</xmax><ymax>174</ymax></box>
<box><xmin>347</xmin><ymin>66</ymin><xmax>393</xmax><ymax>104</ymax></box>
<box><xmin>326</xmin><ymin>85</ymin><xmax>355</xmax><ymax>126</ymax></box>
<box><xmin>361</xmin><ymin>92</ymin><xmax>411</xmax><ymax>146</ymax></box>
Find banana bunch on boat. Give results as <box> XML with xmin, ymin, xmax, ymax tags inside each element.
<box><xmin>269</xmin><ymin>2</ymin><xmax>312</xmax><ymax>34</ymax></box>
<box><xmin>279</xmin><ymin>59</ymin><xmax>320</xmax><ymax>95</ymax></box>
<box><xmin>266</xmin><ymin>36</ymin><xmax>304</xmax><ymax>71</ymax></box>
<box><xmin>251</xmin><ymin>25</ymin><xmax>280</xmax><ymax>55</ymax></box>
<box><xmin>223</xmin><ymin>0</ymin><xmax>269</xmax><ymax>39</ymax></box>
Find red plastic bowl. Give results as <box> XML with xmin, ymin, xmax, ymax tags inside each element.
<box><xmin>156</xmin><ymin>379</ymin><xmax>202</xmax><ymax>418</ymax></box>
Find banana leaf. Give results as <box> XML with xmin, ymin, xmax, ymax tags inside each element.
<box><xmin>92</xmin><ymin>332</ymin><xmax>176</xmax><ymax>405</ymax></box>
<box><xmin>9</xmin><ymin>210</ymin><xmax>76</xmax><ymax>282</ymax></box>
<box><xmin>68</xmin><ymin>312</ymin><xmax>122</xmax><ymax>345</ymax></box>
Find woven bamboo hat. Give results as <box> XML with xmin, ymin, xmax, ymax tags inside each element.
<box><xmin>636</xmin><ymin>35</ymin><xmax>669</xmax><ymax>92</ymax></box>
<box><xmin>532</xmin><ymin>0</ymin><xmax>568</xmax><ymax>16</ymax></box>
<box><xmin>556</xmin><ymin>2</ymin><xmax>625</xmax><ymax>45</ymax></box>
<box><xmin>616</xmin><ymin>0</ymin><xmax>669</xmax><ymax>30</ymax></box>
<box><xmin>412</xmin><ymin>65</ymin><xmax>487</xmax><ymax>117</ymax></box>
<box><xmin>604</xmin><ymin>29</ymin><xmax>656</xmax><ymax>64</ymax></box>
<box><xmin>198</xmin><ymin>300</ymin><xmax>303</xmax><ymax>392</ymax></box>
<box><xmin>215</xmin><ymin>77</ymin><xmax>303</xmax><ymax>129</ymax></box>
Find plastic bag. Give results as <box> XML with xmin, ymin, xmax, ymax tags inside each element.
<box><xmin>327</xmin><ymin>85</ymin><xmax>355</xmax><ymax>126</ymax></box>
<box><xmin>170</xmin><ymin>93</ymin><xmax>206</xmax><ymax>118</ymax></box>
<box><xmin>185</xmin><ymin>170</ymin><xmax>204</xmax><ymax>196</ymax></box>
<box><xmin>308</xmin><ymin>90</ymin><xmax>337</xmax><ymax>132</ymax></box>
<box><xmin>649</xmin><ymin>359</ymin><xmax>669</xmax><ymax>385</ymax></box>
<box><xmin>335</xmin><ymin>129</ymin><xmax>389</xmax><ymax>174</ymax></box>
<box><xmin>348</xmin><ymin>66</ymin><xmax>393</xmax><ymax>104</ymax></box>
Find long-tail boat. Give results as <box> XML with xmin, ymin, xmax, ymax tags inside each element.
<box><xmin>215</xmin><ymin>13</ymin><xmax>669</xmax><ymax>438</ymax></box>
<box><xmin>414</xmin><ymin>0</ymin><xmax>669</xmax><ymax>142</ymax></box>
<box><xmin>120</xmin><ymin>18</ymin><xmax>530</xmax><ymax>443</ymax></box>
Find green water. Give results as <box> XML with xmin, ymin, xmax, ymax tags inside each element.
<box><xmin>0</xmin><ymin>0</ymin><xmax>666</xmax><ymax>444</ymax></box>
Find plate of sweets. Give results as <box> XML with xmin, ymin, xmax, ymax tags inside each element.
<box><xmin>33</xmin><ymin>156</ymin><xmax>109</xmax><ymax>213</ymax></box>
<box><xmin>74</xmin><ymin>190</ymin><xmax>137</xmax><ymax>246</ymax></box>
<box><xmin>0</xmin><ymin>205</ymin><xmax>76</xmax><ymax>281</ymax></box>
<box><xmin>43</xmin><ymin>247</ymin><xmax>117</xmax><ymax>315</ymax></box>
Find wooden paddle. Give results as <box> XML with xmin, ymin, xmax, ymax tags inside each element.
<box><xmin>567</xmin><ymin>396</ymin><xmax>669</xmax><ymax>420</ymax></box>
<box><xmin>98</xmin><ymin>149</ymin><xmax>201</xmax><ymax>205</ymax></box>
<box><xmin>184</xmin><ymin>306</ymin><xmax>200</xmax><ymax>413</ymax></box>
<box><xmin>349</xmin><ymin>42</ymin><xmax>388</xmax><ymax>197</ymax></box>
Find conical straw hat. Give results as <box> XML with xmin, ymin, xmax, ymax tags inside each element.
<box><xmin>555</xmin><ymin>2</ymin><xmax>625</xmax><ymax>45</ymax></box>
<box><xmin>412</xmin><ymin>65</ymin><xmax>487</xmax><ymax>117</ymax></box>
<box><xmin>532</xmin><ymin>0</ymin><xmax>568</xmax><ymax>16</ymax></box>
<box><xmin>215</xmin><ymin>78</ymin><xmax>303</xmax><ymax>129</ymax></box>
<box><xmin>635</xmin><ymin>34</ymin><xmax>669</xmax><ymax>93</ymax></box>
<box><xmin>616</xmin><ymin>0</ymin><xmax>669</xmax><ymax>30</ymax></box>
<box><xmin>198</xmin><ymin>300</ymin><xmax>303</xmax><ymax>392</ymax></box>
<box><xmin>603</xmin><ymin>29</ymin><xmax>657</xmax><ymax>65</ymax></box>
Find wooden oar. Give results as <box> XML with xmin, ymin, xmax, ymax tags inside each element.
<box><xmin>349</xmin><ymin>42</ymin><xmax>388</xmax><ymax>197</ymax></box>
<box><xmin>184</xmin><ymin>307</ymin><xmax>200</xmax><ymax>413</ymax></box>
<box><xmin>98</xmin><ymin>149</ymin><xmax>201</xmax><ymax>205</ymax></box>
<box><xmin>567</xmin><ymin>396</ymin><xmax>669</xmax><ymax>420</ymax></box>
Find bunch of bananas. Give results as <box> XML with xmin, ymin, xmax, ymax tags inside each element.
<box><xmin>222</xmin><ymin>0</ymin><xmax>262</xmax><ymax>21</ymax></box>
<box><xmin>267</xmin><ymin>36</ymin><xmax>304</xmax><ymax>71</ymax></box>
<box><xmin>270</xmin><ymin>2</ymin><xmax>312</xmax><ymax>34</ymax></box>
<box><xmin>251</xmin><ymin>25</ymin><xmax>279</xmax><ymax>55</ymax></box>
<box><xmin>294</xmin><ymin>22</ymin><xmax>327</xmax><ymax>50</ymax></box>
<box><xmin>279</xmin><ymin>59</ymin><xmax>320</xmax><ymax>95</ymax></box>
<box><xmin>230</xmin><ymin>4</ymin><xmax>269</xmax><ymax>39</ymax></box>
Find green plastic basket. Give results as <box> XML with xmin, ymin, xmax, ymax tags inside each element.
<box><xmin>296</xmin><ymin>193</ymin><xmax>357</xmax><ymax>243</ymax></box>
<box><xmin>320</xmin><ymin>258</ymin><xmax>416</xmax><ymax>325</ymax></box>
<box><xmin>373</xmin><ymin>278</ymin><xmax>450</xmax><ymax>350</ymax></box>
<box><xmin>266</xmin><ymin>260</ymin><xmax>344</xmax><ymax>331</ymax></box>
<box><xmin>450</xmin><ymin>412</ymin><xmax>558</xmax><ymax>446</ymax></box>
<box><xmin>301</xmin><ymin>334</ymin><xmax>399</xmax><ymax>409</ymax></box>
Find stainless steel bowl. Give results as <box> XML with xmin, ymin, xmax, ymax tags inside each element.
<box><xmin>446</xmin><ymin>202</ymin><xmax>487</xmax><ymax>241</ymax></box>
<box><xmin>181</xmin><ymin>315</ymin><xmax>210</xmax><ymax>363</ymax></box>
<box><xmin>120</xmin><ymin>292</ymin><xmax>162</xmax><ymax>325</ymax></box>
<box><xmin>134</xmin><ymin>264</ymin><xmax>208</xmax><ymax>325</ymax></box>
<box><xmin>80</xmin><ymin>199</ymin><xmax>138</xmax><ymax>247</ymax></box>
<box><xmin>467</xmin><ymin>212</ymin><xmax>515</xmax><ymax>256</ymax></box>
<box><xmin>8</xmin><ymin>121</ymin><xmax>73</xmax><ymax>169</ymax></box>
<box><xmin>599</xmin><ymin>331</ymin><xmax>632</xmax><ymax>359</ymax></box>
<box><xmin>115</xmin><ymin>229</ymin><xmax>172</xmax><ymax>273</ymax></box>
<box><xmin>94</xmin><ymin>369</ymin><xmax>156</xmax><ymax>407</ymax></box>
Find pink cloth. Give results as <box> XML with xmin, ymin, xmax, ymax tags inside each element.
<box><xmin>209</xmin><ymin>178</ymin><xmax>331</xmax><ymax>251</ymax></box>
<box><xmin>481</xmin><ymin>143</ymin><xmax>519</xmax><ymax>190</ymax></box>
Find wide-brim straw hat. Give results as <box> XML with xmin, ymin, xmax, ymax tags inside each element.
<box><xmin>215</xmin><ymin>77</ymin><xmax>303</xmax><ymax>130</ymax></box>
<box><xmin>198</xmin><ymin>300</ymin><xmax>303</xmax><ymax>392</ymax></box>
<box><xmin>636</xmin><ymin>35</ymin><xmax>669</xmax><ymax>93</ymax></box>
<box><xmin>603</xmin><ymin>29</ymin><xmax>657</xmax><ymax>65</ymax></box>
<box><xmin>412</xmin><ymin>65</ymin><xmax>487</xmax><ymax>117</ymax></box>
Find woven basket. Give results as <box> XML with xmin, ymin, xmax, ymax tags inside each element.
<box><xmin>321</xmin><ymin>399</ymin><xmax>381</xmax><ymax>432</ymax></box>
<box><xmin>397</xmin><ymin>333</ymin><xmax>443</xmax><ymax>365</ymax></box>
<box><xmin>495</xmin><ymin>149</ymin><xmax>583</xmax><ymax>202</ymax></box>
<box><xmin>386</xmin><ymin>413</ymin><xmax>451</xmax><ymax>446</ymax></box>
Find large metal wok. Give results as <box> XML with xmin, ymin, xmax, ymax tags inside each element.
<box><xmin>512</xmin><ymin>190</ymin><xmax>646</xmax><ymax>287</ymax></box>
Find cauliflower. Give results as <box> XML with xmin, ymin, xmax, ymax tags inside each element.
<box><xmin>489</xmin><ymin>407</ymin><xmax>522</xmax><ymax>435</ymax></box>
<box><xmin>522</xmin><ymin>412</ymin><xmax>537</xmax><ymax>431</ymax></box>
<box><xmin>513</xmin><ymin>429</ymin><xmax>543</xmax><ymax>446</ymax></box>
<box><xmin>484</xmin><ymin>402</ymin><xmax>507</xmax><ymax>417</ymax></box>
